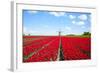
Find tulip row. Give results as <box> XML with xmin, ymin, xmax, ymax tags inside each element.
<box><xmin>23</xmin><ymin>36</ymin><xmax>58</xmax><ymax>56</ymax></box>
<box><xmin>62</xmin><ymin>37</ymin><xmax>91</xmax><ymax>60</ymax></box>
<box><xmin>24</xmin><ymin>37</ymin><xmax>60</xmax><ymax>62</ymax></box>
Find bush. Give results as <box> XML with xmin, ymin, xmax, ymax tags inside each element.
<box><xmin>83</xmin><ymin>32</ymin><xmax>91</xmax><ymax>35</ymax></box>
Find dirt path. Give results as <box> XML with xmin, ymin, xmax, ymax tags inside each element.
<box><xmin>57</xmin><ymin>37</ymin><xmax>64</xmax><ymax>61</ymax></box>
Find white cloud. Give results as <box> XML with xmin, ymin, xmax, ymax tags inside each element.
<box><xmin>71</xmin><ymin>20</ymin><xmax>85</xmax><ymax>26</ymax></box>
<box><xmin>72</xmin><ymin>20</ymin><xmax>76</xmax><ymax>24</ymax></box>
<box><xmin>77</xmin><ymin>21</ymin><xmax>85</xmax><ymax>25</ymax></box>
<box><xmin>69</xmin><ymin>15</ymin><xmax>76</xmax><ymax>19</ymax></box>
<box><xmin>78</xmin><ymin>14</ymin><xmax>88</xmax><ymax>20</ymax></box>
<box><xmin>27</xmin><ymin>11</ymin><xmax>38</xmax><ymax>14</ymax></box>
<box><xmin>49</xmin><ymin>12</ymin><xmax>66</xmax><ymax>17</ymax></box>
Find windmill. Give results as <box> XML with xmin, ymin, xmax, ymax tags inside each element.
<box><xmin>58</xmin><ymin>31</ymin><xmax>61</xmax><ymax>36</ymax></box>
<box><xmin>57</xmin><ymin>28</ymin><xmax>63</xmax><ymax>36</ymax></box>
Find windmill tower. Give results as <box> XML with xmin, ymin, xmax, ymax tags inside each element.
<box><xmin>59</xmin><ymin>31</ymin><xmax>61</xmax><ymax>36</ymax></box>
<box><xmin>58</xmin><ymin>29</ymin><xmax>63</xmax><ymax>36</ymax></box>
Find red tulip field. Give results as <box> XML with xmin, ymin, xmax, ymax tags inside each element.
<box><xmin>23</xmin><ymin>36</ymin><xmax>91</xmax><ymax>63</ymax></box>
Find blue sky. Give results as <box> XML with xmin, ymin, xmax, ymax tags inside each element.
<box><xmin>23</xmin><ymin>10</ymin><xmax>91</xmax><ymax>35</ymax></box>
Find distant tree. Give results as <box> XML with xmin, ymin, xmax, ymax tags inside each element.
<box><xmin>28</xmin><ymin>34</ymin><xmax>31</xmax><ymax>36</ymax></box>
<box><xmin>83</xmin><ymin>32</ymin><xmax>91</xmax><ymax>35</ymax></box>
